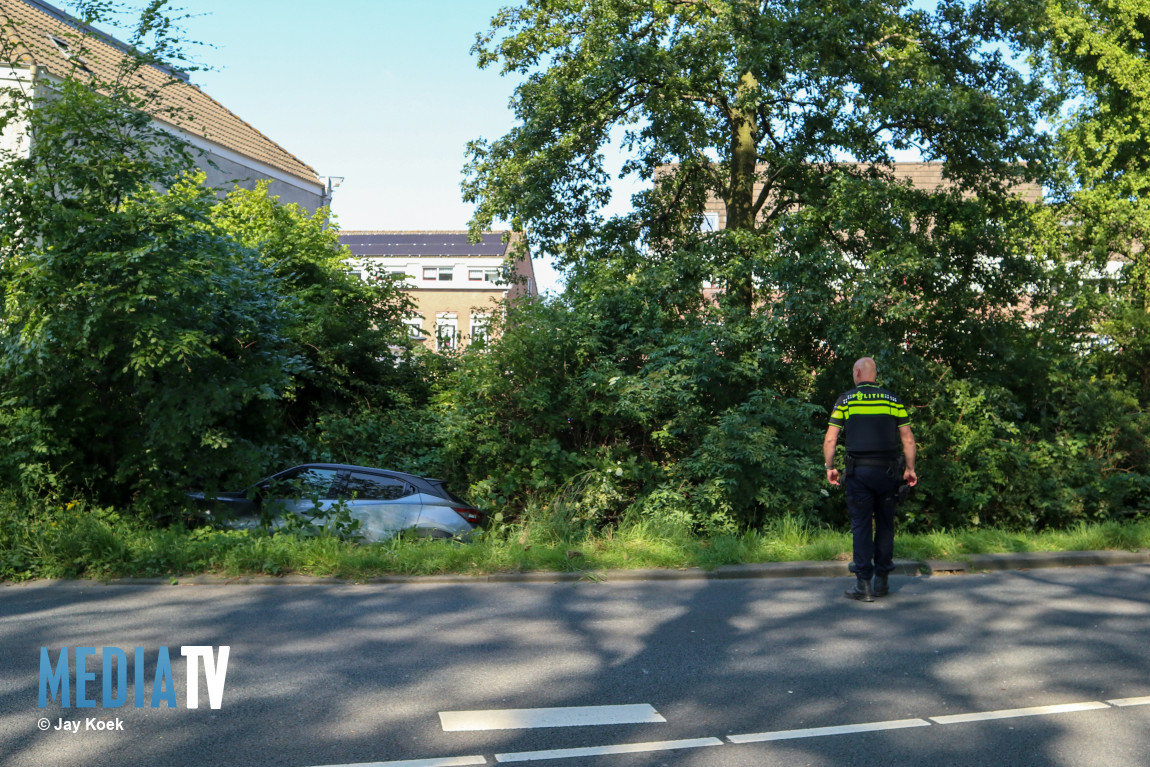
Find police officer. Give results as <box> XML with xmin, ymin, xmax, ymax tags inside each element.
<box><xmin>823</xmin><ymin>357</ymin><xmax>918</xmax><ymax>602</ymax></box>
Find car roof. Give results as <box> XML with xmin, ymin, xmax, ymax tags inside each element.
<box><xmin>294</xmin><ymin>463</ymin><xmax>431</xmax><ymax>483</ymax></box>
<box><xmin>259</xmin><ymin>464</ymin><xmax>471</xmax><ymax>505</ymax></box>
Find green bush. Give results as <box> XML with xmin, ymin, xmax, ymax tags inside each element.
<box><xmin>436</xmin><ymin>271</ymin><xmax>828</xmax><ymax>532</ymax></box>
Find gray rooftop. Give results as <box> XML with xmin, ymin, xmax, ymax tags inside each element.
<box><xmin>339</xmin><ymin>232</ymin><xmax>508</xmax><ymax>257</ymax></box>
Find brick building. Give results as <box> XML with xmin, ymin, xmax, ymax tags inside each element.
<box><xmin>692</xmin><ymin>161</ymin><xmax>1046</xmax><ymax>300</ymax></box>
<box><xmin>339</xmin><ymin>231</ymin><xmax>535</xmax><ymax>351</ymax></box>
<box><xmin>699</xmin><ymin>161</ymin><xmax>1043</xmax><ymax>230</ymax></box>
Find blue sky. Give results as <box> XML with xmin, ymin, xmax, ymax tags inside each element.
<box><xmin>65</xmin><ymin>0</ymin><xmax>571</xmax><ymax>291</ymax></box>
<box><xmin>59</xmin><ymin>1</ymin><xmax>964</xmax><ymax>296</ymax></box>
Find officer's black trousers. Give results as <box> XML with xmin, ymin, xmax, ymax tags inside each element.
<box><xmin>845</xmin><ymin>465</ymin><xmax>900</xmax><ymax>580</ymax></box>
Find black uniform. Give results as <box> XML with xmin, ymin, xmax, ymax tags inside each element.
<box><xmin>829</xmin><ymin>382</ymin><xmax>910</xmax><ymax>580</ymax></box>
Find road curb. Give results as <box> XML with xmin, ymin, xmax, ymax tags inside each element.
<box><xmin>15</xmin><ymin>549</ymin><xmax>1148</xmax><ymax>588</ymax></box>
<box><xmin>966</xmin><ymin>548</ymin><xmax>1150</xmax><ymax>572</ymax></box>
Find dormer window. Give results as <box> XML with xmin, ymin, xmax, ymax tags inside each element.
<box><xmin>47</xmin><ymin>35</ymin><xmax>90</xmax><ymax>71</ymax></box>
<box><xmin>48</xmin><ymin>35</ymin><xmax>71</xmax><ymax>55</ymax></box>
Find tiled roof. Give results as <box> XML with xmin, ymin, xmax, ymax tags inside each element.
<box><xmin>885</xmin><ymin>161</ymin><xmax>1043</xmax><ymax>202</ymax></box>
<box><xmin>696</xmin><ymin>161</ymin><xmax>1043</xmax><ymax>227</ymax></box>
<box><xmin>340</xmin><ymin>231</ymin><xmax>512</xmax><ymax>257</ymax></box>
<box><xmin>0</xmin><ymin>0</ymin><xmax>319</xmax><ymax>186</ymax></box>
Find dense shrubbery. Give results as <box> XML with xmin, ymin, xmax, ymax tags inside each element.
<box><xmin>907</xmin><ymin>372</ymin><xmax>1150</xmax><ymax>531</ymax></box>
<box><xmin>432</xmin><ymin>273</ymin><xmax>827</xmax><ymax>534</ymax></box>
<box><xmin>423</xmin><ymin>278</ymin><xmax>1150</xmax><ymax>536</ymax></box>
<box><xmin>0</xmin><ymin>0</ymin><xmax>1147</xmax><ymax>556</ymax></box>
<box><xmin>0</xmin><ymin>14</ymin><xmax>416</xmax><ymax>510</ymax></box>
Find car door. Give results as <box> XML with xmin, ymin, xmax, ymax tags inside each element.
<box><xmin>340</xmin><ymin>471</ymin><xmax>421</xmax><ymax>541</ymax></box>
<box><xmin>263</xmin><ymin>466</ymin><xmax>344</xmax><ymax>520</ymax></box>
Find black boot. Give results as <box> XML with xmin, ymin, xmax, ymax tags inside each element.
<box><xmin>844</xmin><ymin>577</ymin><xmax>873</xmax><ymax>602</ymax></box>
<box><xmin>873</xmin><ymin>573</ymin><xmax>890</xmax><ymax>597</ymax></box>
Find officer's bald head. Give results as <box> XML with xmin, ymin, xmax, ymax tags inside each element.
<box><xmin>853</xmin><ymin>357</ymin><xmax>877</xmax><ymax>384</ymax></box>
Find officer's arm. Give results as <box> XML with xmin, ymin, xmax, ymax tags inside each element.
<box><xmin>899</xmin><ymin>424</ymin><xmax>918</xmax><ymax>486</ymax></box>
<box><xmin>823</xmin><ymin>424</ymin><xmax>841</xmax><ymax>485</ymax></box>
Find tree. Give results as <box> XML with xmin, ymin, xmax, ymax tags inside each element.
<box><xmin>465</xmin><ymin>0</ymin><xmax>1054</xmax><ymax>313</ymax></box>
<box><xmin>455</xmin><ymin>0</ymin><xmax>1150</xmax><ymax>530</ymax></box>
<box><xmin>0</xmin><ymin>171</ymin><xmax>298</xmax><ymax>507</ymax></box>
<box><xmin>211</xmin><ymin>184</ymin><xmax>419</xmax><ymax>431</ymax></box>
<box><xmin>1027</xmin><ymin>0</ymin><xmax>1150</xmax><ymax>397</ymax></box>
<box><xmin>438</xmin><ymin>275</ymin><xmax>825</xmax><ymax>532</ymax></box>
<box><xmin>0</xmin><ymin>0</ymin><xmax>202</xmax><ymax>205</ymax></box>
<box><xmin>0</xmin><ymin>3</ymin><xmax>297</xmax><ymax>507</ymax></box>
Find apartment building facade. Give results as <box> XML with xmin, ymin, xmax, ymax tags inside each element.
<box><xmin>339</xmin><ymin>231</ymin><xmax>535</xmax><ymax>351</ymax></box>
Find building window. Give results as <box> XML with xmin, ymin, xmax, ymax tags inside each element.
<box><xmin>403</xmin><ymin>316</ymin><xmax>425</xmax><ymax>339</ymax></box>
<box><xmin>702</xmin><ymin>212</ymin><xmax>720</xmax><ymax>232</ymax></box>
<box><xmin>435</xmin><ymin>315</ymin><xmax>458</xmax><ymax>351</ymax></box>
<box><xmin>468</xmin><ymin>267</ymin><xmax>502</xmax><ymax>283</ymax></box>
<box><xmin>423</xmin><ymin>266</ymin><xmax>453</xmax><ymax>281</ymax></box>
<box><xmin>470</xmin><ymin>314</ymin><xmax>490</xmax><ymax>347</ymax></box>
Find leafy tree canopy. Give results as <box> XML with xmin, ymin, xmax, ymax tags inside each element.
<box><xmin>1024</xmin><ymin>0</ymin><xmax>1150</xmax><ymax>394</ymax></box>
<box><xmin>449</xmin><ymin>0</ymin><xmax>1150</xmax><ymax>530</ymax></box>
<box><xmin>212</xmin><ymin>185</ymin><xmax>420</xmax><ymax>428</ymax></box>
<box><xmin>465</xmin><ymin>0</ymin><xmax>1055</xmax><ymax>310</ymax></box>
<box><xmin>0</xmin><ymin>0</ymin><xmax>420</xmax><ymax>508</ymax></box>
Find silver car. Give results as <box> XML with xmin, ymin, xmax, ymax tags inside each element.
<box><xmin>191</xmin><ymin>464</ymin><xmax>484</xmax><ymax>541</ymax></box>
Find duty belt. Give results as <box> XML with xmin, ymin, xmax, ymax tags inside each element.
<box><xmin>848</xmin><ymin>454</ymin><xmax>898</xmax><ymax>468</ymax></box>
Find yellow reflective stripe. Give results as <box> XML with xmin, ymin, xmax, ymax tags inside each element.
<box><xmin>837</xmin><ymin>406</ymin><xmax>908</xmax><ymax>419</ymax></box>
<box><xmin>847</xmin><ymin>405</ymin><xmax>906</xmax><ymax>416</ymax></box>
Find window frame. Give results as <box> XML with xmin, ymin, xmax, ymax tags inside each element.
<box><xmin>423</xmin><ymin>266</ymin><xmax>454</xmax><ymax>282</ymax></box>
<box><xmin>435</xmin><ymin>314</ymin><xmax>459</xmax><ymax>351</ymax></box>
<box><xmin>342</xmin><ymin>471</ymin><xmax>413</xmax><ymax>501</ymax></box>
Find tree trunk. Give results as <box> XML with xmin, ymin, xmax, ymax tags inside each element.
<box><xmin>725</xmin><ymin>71</ymin><xmax>759</xmax><ymax>311</ymax></box>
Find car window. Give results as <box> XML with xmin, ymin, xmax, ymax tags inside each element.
<box><xmin>427</xmin><ymin>480</ymin><xmax>470</xmax><ymax>505</ymax></box>
<box><xmin>344</xmin><ymin>472</ymin><xmax>411</xmax><ymax>501</ymax></box>
<box><xmin>266</xmin><ymin>467</ymin><xmax>340</xmax><ymax>500</ymax></box>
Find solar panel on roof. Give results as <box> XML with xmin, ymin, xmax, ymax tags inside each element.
<box><xmin>338</xmin><ymin>233</ymin><xmax>508</xmax><ymax>257</ymax></box>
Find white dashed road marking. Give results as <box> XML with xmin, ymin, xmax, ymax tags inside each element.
<box><xmin>1108</xmin><ymin>696</ymin><xmax>1150</xmax><ymax>707</ymax></box>
<box><xmin>929</xmin><ymin>701</ymin><xmax>1110</xmax><ymax>725</ymax></box>
<box><xmin>308</xmin><ymin>757</ymin><xmax>485</xmax><ymax>767</ymax></box>
<box><xmin>728</xmin><ymin>718</ymin><xmax>931</xmax><ymax>744</ymax></box>
<box><xmin>494</xmin><ymin>737</ymin><xmax>724</xmax><ymax>763</ymax></box>
<box><xmin>306</xmin><ymin>693</ymin><xmax>1150</xmax><ymax>767</ymax></box>
<box><xmin>440</xmin><ymin>704</ymin><xmax>665</xmax><ymax>732</ymax></box>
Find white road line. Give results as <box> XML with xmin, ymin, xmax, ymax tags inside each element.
<box><xmin>493</xmin><ymin>737</ymin><xmax>723</xmax><ymax>763</ymax></box>
<box><xmin>930</xmin><ymin>701</ymin><xmax>1110</xmax><ymax>724</ymax></box>
<box><xmin>1107</xmin><ymin>696</ymin><xmax>1150</xmax><ymax>707</ymax></box>
<box><xmin>307</xmin><ymin>691</ymin><xmax>1150</xmax><ymax>767</ymax></box>
<box><xmin>440</xmin><ymin>704</ymin><xmax>665</xmax><ymax>732</ymax></box>
<box><xmin>728</xmin><ymin>718</ymin><xmax>931</xmax><ymax>744</ymax></box>
<box><xmin>306</xmin><ymin>757</ymin><xmax>486</xmax><ymax>767</ymax></box>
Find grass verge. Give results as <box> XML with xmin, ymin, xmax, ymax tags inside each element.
<box><xmin>2</xmin><ymin>499</ymin><xmax>1148</xmax><ymax>582</ymax></box>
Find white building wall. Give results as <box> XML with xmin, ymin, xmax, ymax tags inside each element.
<box><xmin>1</xmin><ymin>65</ymin><xmax>325</xmax><ymax>212</ymax></box>
<box><xmin>0</xmin><ymin>67</ymin><xmax>34</xmax><ymax>158</ymax></box>
<box><xmin>353</xmin><ymin>256</ymin><xmax>508</xmax><ymax>289</ymax></box>
<box><xmin>178</xmin><ymin>130</ymin><xmax>325</xmax><ymax>213</ymax></box>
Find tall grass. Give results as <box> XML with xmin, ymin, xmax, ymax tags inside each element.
<box><xmin>1</xmin><ymin>495</ymin><xmax>1147</xmax><ymax>582</ymax></box>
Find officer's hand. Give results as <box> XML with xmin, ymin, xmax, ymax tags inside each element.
<box><xmin>904</xmin><ymin>467</ymin><xmax>918</xmax><ymax>487</ymax></box>
<box><xmin>827</xmin><ymin>468</ymin><xmax>840</xmax><ymax>486</ymax></box>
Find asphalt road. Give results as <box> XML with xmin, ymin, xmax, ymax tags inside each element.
<box><xmin>2</xmin><ymin>564</ymin><xmax>1149</xmax><ymax>767</ymax></box>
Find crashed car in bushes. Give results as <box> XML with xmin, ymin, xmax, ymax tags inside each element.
<box><xmin>189</xmin><ymin>464</ymin><xmax>484</xmax><ymax>541</ymax></box>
